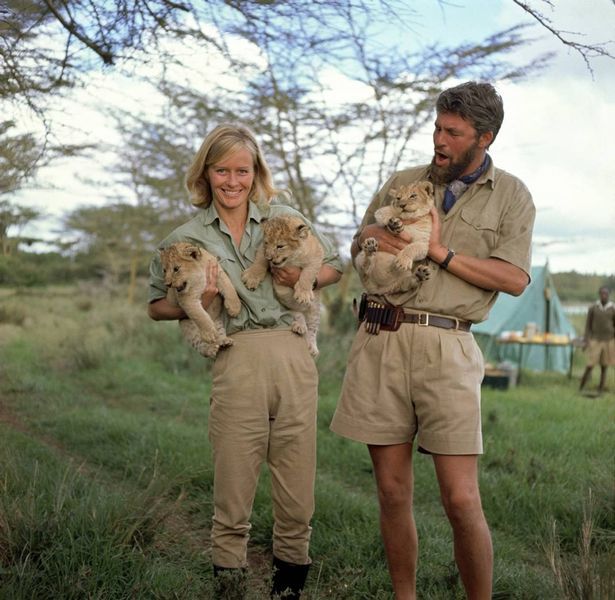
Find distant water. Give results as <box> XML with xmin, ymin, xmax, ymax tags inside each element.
<box><xmin>563</xmin><ymin>304</ymin><xmax>589</xmax><ymax>315</ymax></box>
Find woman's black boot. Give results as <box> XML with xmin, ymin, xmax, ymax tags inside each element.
<box><xmin>270</xmin><ymin>556</ymin><xmax>310</xmax><ymax>599</ymax></box>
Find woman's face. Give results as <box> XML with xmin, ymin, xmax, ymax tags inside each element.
<box><xmin>207</xmin><ymin>147</ymin><xmax>255</xmax><ymax>212</ymax></box>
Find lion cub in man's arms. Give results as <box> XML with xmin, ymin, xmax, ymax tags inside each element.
<box><xmin>159</xmin><ymin>242</ymin><xmax>241</xmax><ymax>358</ymax></box>
<box><xmin>242</xmin><ymin>215</ymin><xmax>324</xmax><ymax>357</ymax></box>
<box><xmin>356</xmin><ymin>180</ymin><xmax>434</xmax><ymax>296</ymax></box>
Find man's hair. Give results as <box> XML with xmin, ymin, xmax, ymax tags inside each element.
<box><xmin>185</xmin><ymin>123</ymin><xmax>284</xmax><ymax>208</ymax></box>
<box><xmin>436</xmin><ymin>81</ymin><xmax>504</xmax><ymax>145</ymax></box>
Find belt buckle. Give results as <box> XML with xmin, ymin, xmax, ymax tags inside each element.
<box><xmin>418</xmin><ymin>313</ymin><xmax>429</xmax><ymax>327</ymax></box>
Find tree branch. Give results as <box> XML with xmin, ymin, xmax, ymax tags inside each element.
<box><xmin>41</xmin><ymin>0</ymin><xmax>115</xmax><ymax>65</ymax></box>
<box><xmin>512</xmin><ymin>0</ymin><xmax>615</xmax><ymax>76</ymax></box>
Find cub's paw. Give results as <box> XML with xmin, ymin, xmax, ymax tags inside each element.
<box><xmin>199</xmin><ymin>329</ymin><xmax>221</xmax><ymax>344</ymax></box>
<box><xmin>415</xmin><ymin>264</ymin><xmax>431</xmax><ymax>281</ymax></box>
<box><xmin>362</xmin><ymin>237</ymin><xmax>378</xmax><ymax>253</ymax></box>
<box><xmin>241</xmin><ymin>270</ymin><xmax>261</xmax><ymax>290</ymax></box>
<box><xmin>199</xmin><ymin>342</ymin><xmax>220</xmax><ymax>358</ymax></box>
<box><xmin>306</xmin><ymin>341</ymin><xmax>319</xmax><ymax>358</ymax></box>
<box><xmin>394</xmin><ymin>254</ymin><xmax>413</xmax><ymax>271</ymax></box>
<box><xmin>387</xmin><ymin>217</ymin><xmax>404</xmax><ymax>234</ymax></box>
<box><xmin>291</xmin><ymin>320</ymin><xmax>308</xmax><ymax>336</ymax></box>
<box><xmin>224</xmin><ymin>296</ymin><xmax>242</xmax><ymax>317</ymax></box>
<box><xmin>218</xmin><ymin>336</ymin><xmax>234</xmax><ymax>349</ymax></box>
<box><xmin>294</xmin><ymin>287</ymin><xmax>314</xmax><ymax>305</ymax></box>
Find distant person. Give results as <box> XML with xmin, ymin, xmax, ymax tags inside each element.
<box><xmin>147</xmin><ymin>124</ymin><xmax>342</xmax><ymax>599</ymax></box>
<box><xmin>579</xmin><ymin>286</ymin><xmax>615</xmax><ymax>393</ymax></box>
<box><xmin>331</xmin><ymin>82</ymin><xmax>535</xmax><ymax>599</ymax></box>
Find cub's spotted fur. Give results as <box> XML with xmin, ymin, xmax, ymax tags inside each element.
<box><xmin>241</xmin><ymin>215</ymin><xmax>324</xmax><ymax>357</ymax></box>
<box><xmin>160</xmin><ymin>242</ymin><xmax>241</xmax><ymax>358</ymax></box>
<box><xmin>356</xmin><ymin>180</ymin><xmax>434</xmax><ymax>296</ymax></box>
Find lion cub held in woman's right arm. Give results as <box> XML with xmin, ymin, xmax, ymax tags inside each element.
<box><xmin>159</xmin><ymin>242</ymin><xmax>241</xmax><ymax>358</ymax></box>
<box><xmin>356</xmin><ymin>180</ymin><xmax>434</xmax><ymax>296</ymax></box>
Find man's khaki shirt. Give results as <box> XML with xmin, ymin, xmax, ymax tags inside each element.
<box><xmin>149</xmin><ymin>201</ymin><xmax>342</xmax><ymax>334</ymax></box>
<box><xmin>358</xmin><ymin>158</ymin><xmax>535</xmax><ymax>323</ymax></box>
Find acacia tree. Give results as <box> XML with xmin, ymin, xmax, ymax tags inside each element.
<box><xmin>112</xmin><ymin>9</ymin><xmax>544</xmax><ymax>234</ymax></box>
<box><xmin>63</xmin><ymin>203</ymin><xmax>162</xmax><ymax>301</ymax></box>
<box><xmin>0</xmin><ymin>199</ymin><xmax>40</xmax><ymax>256</ymax></box>
<box><xmin>2</xmin><ymin>0</ymin><xmax>613</xmax><ymax>177</ymax></box>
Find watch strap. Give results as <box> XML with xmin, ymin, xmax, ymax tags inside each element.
<box><xmin>440</xmin><ymin>248</ymin><xmax>455</xmax><ymax>269</ymax></box>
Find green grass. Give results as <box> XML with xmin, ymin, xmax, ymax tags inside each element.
<box><xmin>0</xmin><ymin>284</ymin><xmax>613</xmax><ymax>598</ymax></box>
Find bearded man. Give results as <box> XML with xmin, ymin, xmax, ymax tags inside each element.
<box><xmin>331</xmin><ymin>81</ymin><xmax>535</xmax><ymax>600</ymax></box>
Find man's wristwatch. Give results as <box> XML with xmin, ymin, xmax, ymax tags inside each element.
<box><xmin>440</xmin><ymin>248</ymin><xmax>455</xmax><ymax>270</ymax></box>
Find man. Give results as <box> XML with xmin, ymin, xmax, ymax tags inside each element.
<box><xmin>579</xmin><ymin>286</ymin><xmax>615</xmax><ymax>393</ymax></box>
<box><xmin>331</xmin><ymin>81</ymin><xmax>535</xmax><ymax>599</ymax></box>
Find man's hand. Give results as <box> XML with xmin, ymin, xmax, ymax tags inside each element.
<box><xmin>356</xmin><ymin>223</ymin><xmax>409</xmax><ymax>255</ymax></box>
<box><xmin>271</xmin><ymin>265</ymin><xmax>301</xmax><ymax>288</ymax></box>
<box><xmin>201</xmin><ymin>260</ymin><xmax>219</xmax><ymax>308</ymax></box>
<box><xmin>426</xmin><ymin>207</ymin><xmax>448</xmax><ymax>264</ymax></box>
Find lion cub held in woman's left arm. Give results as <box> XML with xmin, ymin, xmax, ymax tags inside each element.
<box><xmin>160</xmin><ymin>242</ymin><xmax>241</xmax><ymax>358</ymax></box>
<box><xmin>356</xmin><ymin>180</ymin><xmax>434</xmax><ymax>296</ymax></box>
<box><xmin>241</xmin><ymin>215</ymin><xmax>324</xmax><ymax>357</ymax></box>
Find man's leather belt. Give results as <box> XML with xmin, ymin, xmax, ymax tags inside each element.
<box><xmin>358</xmin><ymin>294</ymin><xmax>471</xmax><ymax>335</ymax></box>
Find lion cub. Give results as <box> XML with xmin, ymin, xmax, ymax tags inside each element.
<box><xmin>241</xmin><ymin>215</ymin><xmax>324</xmax><ymax>357</ymax></box>
<box><xmin>356</xmin><ymin>180</ymin><xmax>434</xmax><ymax>296</ymax></box>
<box><xmin>159</xmin><ymin>242</ymin><xmax>242</xmax><ymax>358</ymax></box>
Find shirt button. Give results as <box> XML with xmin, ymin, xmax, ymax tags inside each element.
<box><xmin>261</xmin><ymin>308</ymin><xmax>266</xmax><ymax>312</ymax></box>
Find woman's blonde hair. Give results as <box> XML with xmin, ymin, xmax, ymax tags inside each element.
<box><xmin>185</xmin><ymin>123</ymin><xmax>282</xmax><ymax>208</ymax></box>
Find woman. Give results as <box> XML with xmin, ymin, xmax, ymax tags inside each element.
<box><xmin>147</xmin><ymin>124</ymin><xmax>342</xmax><ymax>598</ymax></box>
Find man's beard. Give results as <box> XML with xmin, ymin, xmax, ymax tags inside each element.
<box><xmin>430</xmin><ymin>142</ymin><xmax>480</xmax><ymax>185</ymax></box>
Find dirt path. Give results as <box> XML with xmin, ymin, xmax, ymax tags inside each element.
<box><xmin>0</xmin><ymin>398</ymin><xmax>272</xmax><ymax>593</ymax></box>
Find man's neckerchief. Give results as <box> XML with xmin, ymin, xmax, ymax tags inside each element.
<box><xmin>442</xmin><ymin>154</ymin><xmax>490</xmax><ymax>213</ymax></box>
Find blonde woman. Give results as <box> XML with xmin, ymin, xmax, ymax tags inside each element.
<box><xmin>148</xmin><ymin>124</ymin><xmax>342</xmax><ymax>598</ymax></box>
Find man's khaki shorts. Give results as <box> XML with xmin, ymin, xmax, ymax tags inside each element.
<box><xmin>586</xmin><ymin>338</ymin><xmax>615</xmax><ymax>367</ymax></box>
<box><xmin>330</xmin><ymin>321</ymin><xmax>485</xmax><ymax>455</ymax></box>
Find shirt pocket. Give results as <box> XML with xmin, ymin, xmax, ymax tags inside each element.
<box><xmin>203</xmin><ymin>250</ymin><xmax>240</xmax><ymax>289</ymax></box>
<box><xmin>457</xmin><ymin>206</ymin><xmax>500</xmax><ymax>258</ymax></box>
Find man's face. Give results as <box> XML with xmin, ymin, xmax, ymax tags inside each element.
<box><xmin>430</xmin><ymin>112</ymin><xmax>492</xmax><ymax>184</ymax></box>
<box><xmin>599</xmin><ymin>288</ymin><xmax>609</xmax><ymax>304</ymax></box>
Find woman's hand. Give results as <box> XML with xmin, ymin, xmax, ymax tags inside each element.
<box><xmin>201</xmin><ymin>260</ymin><xmax>220</xmax><ymax>308</ymax></box>
<box><xmin>271</xmin><ymin>265</ymin><xmax>301</xmax><ymax>288</ymax></box>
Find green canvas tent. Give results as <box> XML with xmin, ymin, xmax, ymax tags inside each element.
<box><xmin>473</xmin><ymin>263</ymin><xmax>577</xmax><ymax>373</ymax></box>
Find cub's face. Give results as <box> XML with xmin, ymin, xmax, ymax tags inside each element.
<box><xmin>261</xmin><ymin>216</ymin><xmax>309</xmax><ymax>267</ymax></box>
<box><xmin>160</xmin><ymin>243</ymin><xmax>202</xmax><ymax>293</ymax></box>
<box><xmin>389</xmin><ymin>181</ymin><xmax>434</xmax><ymax>220</ymax></box>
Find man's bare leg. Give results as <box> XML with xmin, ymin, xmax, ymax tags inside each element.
<box><xmin>579</xmin><ymin>366</ymin><xmax>593</xmax><ymax>390</ymax></box>
<box><xmin>598</xmin><ymin>366</ymin><xmax>608</xmax><ymax>391</ymax></box>
<box><xmin>433</xmin><ymin>454</ymin><xmax>493</xmax><ymax>600</ymax></box>
<box><xmin>368</xmin><ymin>443</ymin><xmax>417</xmax><ymax>600</ymax></box>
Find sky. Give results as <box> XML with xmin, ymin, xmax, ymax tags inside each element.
<box><xmin>14</xmin><ymin>0</ymin><xmax>615</xmax><ymax>275</ymax></box>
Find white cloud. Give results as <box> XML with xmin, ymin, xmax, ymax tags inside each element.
<box><xmin>11</xmin><ymin>1</ymin><xmax>615</xmax><ymax>274</ymax></box>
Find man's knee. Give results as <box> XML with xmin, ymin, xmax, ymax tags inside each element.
<box><xmin>376</xmin><ymin>478</ymin><xmax>413</xmax><ymax>513</ymax></box>
<box><xmin>440</xmin><ymin>488</ymin><xmax>484</xmax><ymax>526</ymax></box>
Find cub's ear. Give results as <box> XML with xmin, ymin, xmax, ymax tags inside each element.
<box><xmin>180</xmin><ymin>244</ymin><xmax>201</xmax><ymax>260</ymax></box>
<box><xmin>296</xmin><ymin>223</ymin><xmax>310</xmax><ymax>239</ymax></box>
<box><xmin>421</xmin><ymin>181</ymin><xmax>434</xmax><ymax>196</ymax></box>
